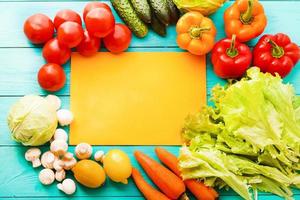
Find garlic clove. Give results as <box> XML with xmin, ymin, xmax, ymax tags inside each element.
<box><xmin>57</xmin><ymin>109</ymin><xmax>74</xmax><ymax>126</ymax></box>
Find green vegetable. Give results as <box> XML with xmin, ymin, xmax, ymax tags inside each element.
<box><xmin>173</xmin><ymin>0</ymin><xmax>227</xmax><ymax>16</ymax></box>
<box><xmin>130</xmin><ymin>0</ymin><xmax>151</xmax><ymax>23</ymax></box>
<box><xmin>180</xmin><ymin>67</ymin><xmax>300</xmax><ymax>200</ymax></box>
<box><xmin>148</xmin><ymin>0</ymin><xmax>170</xmax><ymax>25</ymax></box>
<box><xmin>150</xmin><ymin>11</ymin><xmax>167</xmax><ymax>37</ymax></box>
<box><xmin>111</xmin><ymin>0</ymin><xmax>148</xmax><ymax>38</ymax></box>
<box><xmin>7</xmin><ymin>95</ymin><xmax>57</xmax><ymax>146</ymax></box>
<box><xmin>166</xmin><ymin>0</ymin><xmax>180</xmax><ymax>24</ymax></box>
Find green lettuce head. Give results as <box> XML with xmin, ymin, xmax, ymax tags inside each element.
<box><xmin>7</xmin><ymin>95</ymin><xmax>58</xmax><ymax>146</ymax></box>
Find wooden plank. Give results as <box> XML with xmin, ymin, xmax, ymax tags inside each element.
<box><xmin>0</xmin><ymin>48</ymin><xmax>299</xmax><ymax>97</ymax></box>
<box><xmin>0</xmin><ymin>1</ymin><xmax>299</xmax><ymax>47</ymax></box>
<box><xmin>0</xmin><ymin>146</ymin><xmax>299</xmax><ymax>198</ymax></box>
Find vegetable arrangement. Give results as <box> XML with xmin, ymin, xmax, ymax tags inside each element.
<box><xmin>9</xmin><ymin>0</ymin><xmax>300</xmax><ymax>199</ymax></box>
<box><xmin>8</xmin><ymin>94</ymin><xmax>133</xmax><ymax>195</ymax></box>
<box><xmin>174</xmin><ymin>0</ymin><xmax>299</xmax><ymax>78</ymax></box>
<box><xmin>132</xmin><ymin>148</ymin><xmax>218</xmax><ymax>200</ymax></box>
<box><xmin>23</xmin><ymin>2</ymin><xmax>132</xmax><ymax>92</ymax></box>
<box><xmin>180</xmin><ymin>68</ymin><xmax>300</xmax><ymax>199</ymax></box>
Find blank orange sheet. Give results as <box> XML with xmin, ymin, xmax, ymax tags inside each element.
<box><xmin>70</xmin><ymin>52</ymin><xmax>206</xmax><ymax>145</ymax></box>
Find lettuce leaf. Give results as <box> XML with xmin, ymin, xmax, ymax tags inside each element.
<box><xmin>179</xmin><ymin>147</ymin><xmax>253</xmax><ymax>200</ymax></box>
<box><xmin>180</xmin><ymin>67</ymin><xmax>300</xmax><ymax>200</ymax></box>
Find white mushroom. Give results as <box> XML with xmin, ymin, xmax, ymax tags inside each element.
<box><xmin>75</xmin><ymin>143</ymin><xmax>93</xmax><ymax>159</ymax></box>
<box><xmin>41</xmin><ymin>151</ymin><xmax>56</xmax><ymax>169</ymax></box>
<box><xmin>25</xmin><ymin>148</ymin><xmax>41</xmax><ymax>168</ymax></box>
<box><xmin>39</xmin><ymin>169</ymin><xmax>55</xmax><ymax>185</ymax></box>
<box><xmin>94</xmin><ymin>150</ymin><xmax>105</xmax><ymax>162</ymax></box>
<box><xmin>63</xmin><ymin>152</ymin><xmax>74</xmax><ymax>160</ymax></box>
<box><xmin>53</xmin><ymin>129</ymin><xmax>68</xmax><ymax>142</ymax></box>
<box><xmin>50</xmin><ymin>140</ymin><xmax>68</xmax><ymax>156</ymax></box>
<box><xmin>55</xmin><ymin>169</ymin><xmax>66</xmax><ymax>182</ymax></box>
<box><xmin>57</xmin><ymin>109</ymin><xmax>74</xmax><ymax>126</ymax></box>
<box><xmin>53</xmin><ymin>159</ymin><xmax>65</xmax><ymax>171</ymax></box>
<box><xmin>57</xmin><ymin>178</ymin><xmax>76</xmax><ymax>195</ymax></box>
<box><xmin>45</xmin><ymin>95</ymin><xmax>61</xmax><ymax>111</ymax></box>
<box><xmin>63</xmin><ymin>157</ymin><xmax>77</xmax><ymax>170</ymax></box>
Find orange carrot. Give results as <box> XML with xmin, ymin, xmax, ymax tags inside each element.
<box><xmin>155</xmin><ymin>147</ymin><xmax>219</xmax><ymax>200</ymax></box>
<box><xmin>134</xmin><ymin>150</ymin><xmax>186</xmax><ymax>199</ymax></box>
<box><xmin>184</xmin><ymin>180</ymin><xmax>218</xmax><ymax>200</ymax></box>
<box><xmin>131</xmin><ymin>168</ymin><xmax>170</xmax><ymax>200</ymax></box>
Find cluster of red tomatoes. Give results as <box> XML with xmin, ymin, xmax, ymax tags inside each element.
<box><xmin>23</xmin><ymin>2</ymin><xmax>132</xmax><ymax>92</ymax></box>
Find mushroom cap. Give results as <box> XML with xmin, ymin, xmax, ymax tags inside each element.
<box><xmin>25</xmin><ymin>148</ymin><xmax>41</xmax><ymax>161</ymax></box>
<box><xmin>54</xmin><ymin>128</ymin><xmax>68</xmax><ymax>142</ymax></box>
<box><xmin>39</xmin><ymin>168</ymin><xmax>55</xmax><ymax>185</ymax></box>
<box><xmin>75</xmin><ymin>143</ymin><xmax>93</xmax><ymax>159</ymax></box>
<box><xmin>57</xmin><ymin>109</ymin><xmax>74</xmax><ymax>126</ymax></box>
<box><xmin>41</xmin><ymin>151</ymin><xmax>56</xmax><ymax>169</ymax></box>
<box><xmin>50</xmin><ymin>139</ymin><xmax>68</xmax><ymax>156</ymax></box>
<box><xmin>45</xmin><ymin>95</ymin><xmax>61</xmax><ymax>111</ymax></box>
<box><xmin>94</xmin><ymin>150</ymin><xmax>105</xmax><ymax>162</ymax></box>
<box><xmin>55</xmin><ymin>169</ymin><xmax>66</xmax><ymax>182</ymax></box>
<box><xmin>57</xmin><ymin>178</ymin><xmax>76</xmax><ymax>195</ymax></box>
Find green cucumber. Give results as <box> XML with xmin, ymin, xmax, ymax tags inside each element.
<box><xmin>151</xmin><ymin>11</ymin><xmax>166</xmax><ymax>37</ymax></box>
<box><xmin>166</xmin><ymin>0</ymin><xmax>179</xmax><ymax>24</ymax></box>
<box><xmin>130</xmin><ymin>0</ymin><xmax>151</xmax><ymax>23</ymax></box>
<box><xmin>111</xmin><ymin>0</ymin><xmax>148</xmax><ymax>38</ymax></box>
<box><xmin>148</xmin><ymin>0</ymin><xmax>170</xmax><ymax>25</ymax></box>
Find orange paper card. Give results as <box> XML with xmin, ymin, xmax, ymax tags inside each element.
<box><xmin>70</xmin><ymin>52</ymin><xmax>206</xmax><ymax>145</ymax></box>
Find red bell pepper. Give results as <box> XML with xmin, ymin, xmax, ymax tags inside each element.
<box><xmin>211</xmin><ymin>35</ymin><xmax>252</xmax><ymax>79</ymax></box>
<box><xmin>253</xmin><ymin>33</ymin><xmax>300</xmax><ymax>78</ymax></box>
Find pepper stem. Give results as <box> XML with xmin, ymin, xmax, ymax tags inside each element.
<box><xmin>241</xmin><ymin>0</ymin><xmax>254</xmax><ymax>24</ymax></box>
<box><xmin>268</xmin><ymin>39</ymin><xmax>284</xmax><ymax>58</ymax></box>
<box><xmin>189</xmin><ymin>27</ymin><xmax>211</xmax><ymax>39</ymax></box>
<box><xmin>226</xmin><ymin>34</ymin><xmax>238</xmax><ymax>58</ymax></box>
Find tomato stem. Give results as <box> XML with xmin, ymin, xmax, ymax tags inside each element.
<box><xmin>241</xmin><ymin>0</ymin><xmax>254</xmax><ymax>24</ymax></box>
<box><xmin>226</xmin><ymin>34</ymin><xmax>238</xmax><ymax>58</ymax></box>
<box><xmin>268</xmin><ymin>39</ymin><xmax>284</xmax><ymax>58</ymax></box>
<box><xmin>189</xmin><ymin>27</ymin><xmax>211</xmax><ymax>39</ymax></box>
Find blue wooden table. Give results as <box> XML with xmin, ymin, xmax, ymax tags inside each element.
<box><xmin>0</xmin><ymin>0</ymin><xmax>299</xmax><ymax>199</ymax></box>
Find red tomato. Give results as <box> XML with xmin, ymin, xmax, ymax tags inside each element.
<box><xmin>77</xmin><ymin>30</ymin><xmax>101</xmax><ymax>56</ymax></box>
<box><xmin>83</xmin><ymin>2</ymin><xmax>111</xmax><ymax>20</ymax></box>
<box><xmin>54</xmin><ymin>9</ymin><xmax>82</xmax><ymax>30</ymax></box>
<box><xmin>57</xmin><ymin>21</ymin><xmax>84</xmax><ymax>48</ymax></box>
<box><xmin>38</xmin><ymin>63</ymin><xmax>66</xmax><ymax>92</ymax></box>
<box><xmin>85</xmin><ymin>8</ymin><xmax>115</xmax><ymax>38</ymax></box>
<box><xmin>23</xmin><ymin>13</ymin><xmax>54</xmax><ymax>44</ymax></box>
<box><xmin>42</xmin><ymin>38</ymin><xmax>71</xmax><ymax>65</ymax></box>
<box><xmin>103</xmin><ymin>24</ymin><xmax>132</xmax><ymax>53</ymax></box>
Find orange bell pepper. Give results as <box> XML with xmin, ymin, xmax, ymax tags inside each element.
<box><xmin>176</xmin><ymin>11</ymin><xmax>216</xmax><ymax>56</ymax></box>
<box><xmin>224</xmin><ymin>0</ymin><xmax>267</xmax><ymax>42</ymax></box>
